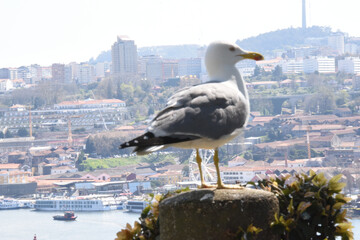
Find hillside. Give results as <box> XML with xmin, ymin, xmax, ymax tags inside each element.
<box><xmin>236</xmin><ymin>26</ymin><xmax>333</xmax><ymax>53</ymax></box>
<box><xmin>90</xmin><ymin>26</ymin><xmax>336</xmax><ymax>63</ymax></box>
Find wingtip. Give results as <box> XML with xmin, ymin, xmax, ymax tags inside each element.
<box><xmin>119</xmin><ymin>142</ymin><xmax>129</xmax><ymax>149</ymax></box>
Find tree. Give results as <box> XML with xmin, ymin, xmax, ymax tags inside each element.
<box><xmin>33</xmin><ymin>96</ymin><xmax>45</xmax><ymax>109</ymax></box>
<box><xmin>182</xmin><ymin>165</ymin><xmax>190</xmax><ymax>177</ymax></box>
<box><xmin>272</xmin><ymin>65</ymin><xmax>283</xmax><ymax>81</ymax></box>
<box><xmin>355</xmin><ymin>128</ymin><xmax>360</xmax><ymax>136</ymax></box>
<box><xmin>253</xmin><ymin>65</ymin><xmax>261</xmax><ymax>77</ymax></box>
<box><xmin>336</xmin><ymin>90</ymin><xmax>350</xmax><ymax>107</ymax></box>
<box><xmin>116</xmin><ymin>81</ymin><xmax>123</xmax><ymax>100</ymax></box>
<box><xmin>148</xmin><ymin>106</ymin><xmax>155</xmax><ymax>116</ymax></box>
<box><xmin>304</xmin><ymin>88</ymin><xmax>336</xmax><ymax>114</ymax></box>
<box><xmin>106</xmin><ymin>80</ymin><xmax>113</xmax><ymax>99</ymax></box>
<box><xmin>5</xmin><ymin>130</ymin><xmax>13</xmax><ymax>138</ymax></box>
<box><xmin>17</xmin><ymin>127</ymin><xmax>28</xmax><ymax>137</ymax></box>
<box><xmin>76</xmin><ymin>151</ymin><xmax>86</xmax><ymax>171</ymax></box>
<box><xmin>243</xmin><ymin>151</ymin><xmax>253</xmax><ymax>160</ymax></box>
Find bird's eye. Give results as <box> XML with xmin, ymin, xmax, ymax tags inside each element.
<box><xmin>229</xmin><ymin>46</ymin><xmax>236</xmax><ymax>52</ymax></box>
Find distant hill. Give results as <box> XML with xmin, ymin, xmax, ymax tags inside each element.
<box><xmin>236</xmin><ymin>26</ymin><xmax>333</xmax><ymax>54</ymax></box>
<box><xmin>89</xmin><ymin>50</ymin><xmax>111</xmax><ymax>64</ymax></box>
<box><xmin>90</xmin><ymin>26</ymin><xmax>336</xmax><ymax>63</ymax></box>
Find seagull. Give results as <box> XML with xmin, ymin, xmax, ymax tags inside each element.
<box><xmin>120</xmin><ymin>42</ymin><xmax>263</xmax><ymax>188</ymax></box>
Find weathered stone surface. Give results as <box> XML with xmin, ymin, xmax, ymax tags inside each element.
<box><xmin>159</xmin><ymin>188</ymin><xmax>279</xmax><ymax>240</ymax></box>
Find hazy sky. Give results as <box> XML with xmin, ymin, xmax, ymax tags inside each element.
<box><xmin>1</xmin><ymin>0</ymin><xmax>359</xmax><ymax>67</ymax></box>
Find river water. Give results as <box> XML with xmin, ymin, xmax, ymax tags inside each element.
<box><xmin>0</xmin><ymin>209</ymin><xmax>359</xmax><ymax>240</ymax></box>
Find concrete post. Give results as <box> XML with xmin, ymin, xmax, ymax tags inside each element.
<box><xmin>159</xmin><ymin>188</ymin><xmax>279</xmax><ymax>240</ymax></box>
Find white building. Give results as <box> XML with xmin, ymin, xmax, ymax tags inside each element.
<box><xmin>143</xmin><ymin>55</ymin><xmax>163</xmax><ymax>82</ymax></box>
<box><xmin>111</xmin><ymin>36</ymin><xmax>138</xmax><ymax>75</ymax></box>
<box><xmin>28</xmin><ymin>64</ymin><xmax>42</xmax><ymax>83</ymax></box>
<box><xmin>79</xmin><ymin>64</ymin><xmax>95</xmax><ymax>84</ymax></box>
<box><xmin>345</xmin><ymin>43</ymin><xmax>358</xmax><ymax>55</ymax></box>
<box><xmin>338</xmin><ymin>57</ymin><xmax>360</xmax><ymax>74</ymax></box>
<box><xmin>220</xmin><ymin>166</ymin><xmax>267</xmax><ymax>183</ymax></box>
<box><xmin>95</xmin><ymin>62</ymin><xmax>111</xmax><ymax>78</ymax></box>
<box><xmin>9</xmin><ymin>68</ymin><xmax>18</xmax><ymax>80</ymax></box>
<box><xmin>51</xmin><ymin>166</ymin><xmax>77</xmax><ymax>175</ymax></box>
<box><xmin>0</xmin><ymin>79</ymin><xmax>14</xmax><ymax>92</ymax></box>
<box><xmin>352</xmin><ymin>74</ymin><xmax>360</xmax><ymax>90</ymax></box>
<box><xmin>328</xmin><ymin>33</ymin><xmax>345</xmax><ymax>55</ymax></box>
<box><xmin>282</xmin><ymin>59</ymin><xmax>304</xmax><ymax>73</ymax></box>
<box><xmin>303</xmin><ymin>57</ymin><xmax>335</xmax><ymax>73</ymax></box>
<box><xmin>54</xmin><ymin>99</ymin><xmax>126</xmax><ymax>110</ymax></box>
<box><xmin>40</xmin><ymin>66</ymin><xmax>52</xmax><ymax>80</ymax></box>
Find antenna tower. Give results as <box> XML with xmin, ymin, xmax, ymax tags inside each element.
<box><xmin>302</xmin><ymin>0</ymin><xmax>307</xmax><ymax>29</ymax></box>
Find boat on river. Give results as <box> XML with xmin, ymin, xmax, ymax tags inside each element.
<box><xmin>0</xmin><ymin>198</ymin><xmax>21</xmax><ymax>210</ymax></box>
<box><xmin>35</xmin><ymin>196</ymin><xmax>122</xmax><ymax>211</ymax></box>
<box><xmin>53</xmin><ymin>211</ymin><xmax>77</xmax><ymax>221</ymax></box>
<box><xmin>124</xmin><ymin>200</ymin><xmax>149</xmax><ymax>213</ymax></box>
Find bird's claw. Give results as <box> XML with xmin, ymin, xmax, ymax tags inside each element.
<box><xmin>198</xmin><ymin>183</ymin><xmax>217</xmax><ymax>189</ymax></box>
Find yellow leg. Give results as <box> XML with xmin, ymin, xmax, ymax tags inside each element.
<box><xmin>196</xmin><ymin>149</ymin><xmax>205</xmax><ymax>185</ymax></box>
<box><xmin>214</xmin><ymin>148</ymin><xmax>243</xmax><ymax>189</ymax></box>
<box><xmin>196</xmin><ymin>149</ymin><xmax>216</xmax><ymax>188</ymax></box>
<box><xmin>213</xmin><ymin>148</ymin><xmax>225</xmax><ymax>188</ymax></box>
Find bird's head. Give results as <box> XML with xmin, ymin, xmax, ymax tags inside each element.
<box><xmin>205</xmin><ymin>42</ymin><xmax>264</xmax><ymax>77</ymax></box>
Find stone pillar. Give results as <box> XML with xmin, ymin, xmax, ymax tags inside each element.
<box><xmin>159</xmin><ymin>188</ymin><xmax>279</xmax><ymax>240</ymax></box>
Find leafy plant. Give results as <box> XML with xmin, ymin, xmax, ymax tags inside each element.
<box><xmin>252</xmin><ymin>171</ymin><xmax>353</xmax><ymax>240</ymax></box>
<box><xmin>234</xmin><ymin>224</ymin><xmax>263</xmax><ymax>240</ymax></box>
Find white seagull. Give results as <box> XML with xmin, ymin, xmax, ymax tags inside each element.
<box><xmin>120</xmin><ymin>42</ymin><xmax>264</xmax><ymax>189</ymax></box>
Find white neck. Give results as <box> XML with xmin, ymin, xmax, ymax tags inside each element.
<box><xmin>209</xmin><ymin>65</ymin><xmax>248</xmax><ymax>101</ymax></box>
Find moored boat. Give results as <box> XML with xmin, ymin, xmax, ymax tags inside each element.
<box><xmin>0</xmin><ymin>199</ymin><xmax>21</xmax><ymax>210</ymax></box>
<box><xmin>35</xmin><ymin>196</ymin><xmax>122</xmax><ymax>211</ymax></box>
<box><xmin>124</xmin><ymin>200</ymin><xmax>148</xmax><ymax>213</ymax></box>
<box><xmin>53</xmin><ymin>211</ymin><xmax>77</xmax><ymax>221</ymax></box>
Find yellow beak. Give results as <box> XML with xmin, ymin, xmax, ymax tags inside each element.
<box><xmin>239</xmin><ymin>52</ymin><xmax>264</xmax><ymax>61</ymax></box>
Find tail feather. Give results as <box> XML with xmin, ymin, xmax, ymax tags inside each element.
<box><xmin>119</xmin><ymin>132</ymin><xmax>198</xmax><ymax>154</ymax></box>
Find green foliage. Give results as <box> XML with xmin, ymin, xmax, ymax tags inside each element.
<box><xmin>235</xmin><ymin>224</ymin><xmax>263</xmax><ymax>240</ymax></box>
<box><xmin>254</xmin><ymin>171</ymin><xmax>353</xmax><ymax>240</ymax></box>
<box><xmin>17</xmin><ymin>127</ymin><xmax>28</xmax><ymax>137</ymax></box>
<box><xmin>355</xmin><ymin>128</ymin><xmax>360</xmax><ymax>136</ymax></box>
<box><xmin>236</xmin><ymin>26</ymin><xmax>331</xmax><ymax>54</ymax></box>
<box><xmin>336</xmin><ymin>90</ymin><xmax>350</xmax><ymax>107</ymax></box>
<box><xmin>82</xmin><ymin>157</ymin><xmax>143</xmax><ymax>171</ymax></box>
<box><xmin>288</xmin><ymin>147</ymin><xmax>320</xmax><ymax>160</ymax></box>
<box><xmin>76</xmin><ymin>151</ymin><xmax>86</xmax><ymax>171</ymax></box>
<box><xmin>243</xmin><ymin>151</ymin><xmax>253</xmax><ymax>160</ymax></box>
<box><xmin>85</xmin><ymin>134</ymin><xmax>130</xmax><ymax>157</ymax></box>
<box><xmin>272</xmin><ymin>65</ymin><xmax>283</xmax><ymax>81</ymax></box>
<box><xmin>304</xmin><ymin>87</ymin><xmax>336</xmax><ymax>114</ymax></box>
<box><xmin>73</xmin><ymin>128</ymin><xmax>86</xmax><ymax>134</ymax></box>
<box><xmin>181</xmin><ymin>165</ymin><xmax>190</xmax><ymax>177</ymax></box>
<box><xmin>5</xmin><ymin>130</ymin><xmax>13</xmax><ymax>138</ymax></box>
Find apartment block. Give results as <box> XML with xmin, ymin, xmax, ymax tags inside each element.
<box><xmin>303</xmin><ymin>57</ymin><xmax>335</xmax><ymax>73</ymax></box>
<box><xmin>338</xmin><ymin>57</ymin><xmax>360</xmax><ymax>74</ymax></box>
<box><xmin>111</xmin><ymin>36</ymin><xmax>137</xmax><ymax>76</ymax></box>
<box><xmin>282</xmin><ymin>59</ymin><xmax>304</xmax><ymax>73</ymax></box>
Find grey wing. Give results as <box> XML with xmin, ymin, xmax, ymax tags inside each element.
<box><xmin>149</xmin><ymin>83</ymin><xmax>249</xmax><ymax>140</ymax></box>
